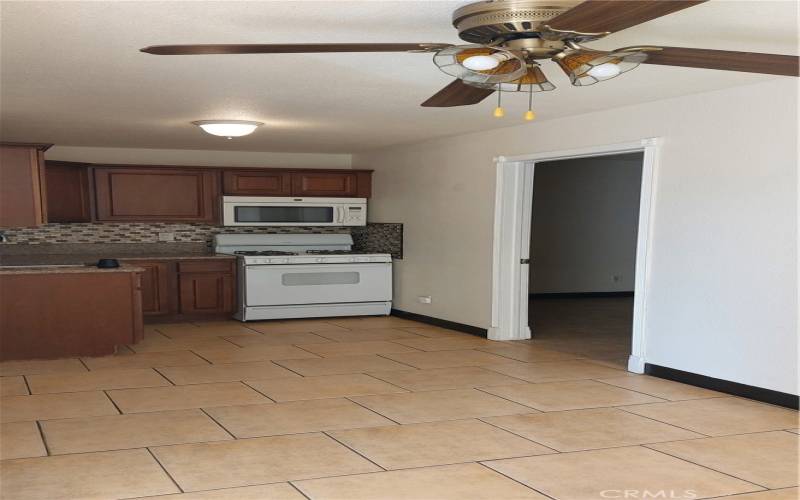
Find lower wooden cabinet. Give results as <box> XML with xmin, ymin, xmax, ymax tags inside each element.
<box><xmin>137</xmin><ymin>261</ymin><xmax>170</xmax><ymax>316</ymax></box>
<box><xmin>124</xmin><ymin>258</ymin><xmax>236</xmax><ymax>321</ymax></box>
<box><xmin>179</xmin><ymin>273</ymin><xmax>234</xmax><ymax>315</ymax></box>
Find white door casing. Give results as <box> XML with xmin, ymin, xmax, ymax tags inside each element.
<box><xmin>490</xmin><ymin>138</ymin><xmax>660</xmax><ymax>373</ymax></box>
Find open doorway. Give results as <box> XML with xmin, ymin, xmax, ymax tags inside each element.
<box><xmin>528</xmin><ymin>153</ymin><xmax>644</xmax><ymax>368</ymax></box>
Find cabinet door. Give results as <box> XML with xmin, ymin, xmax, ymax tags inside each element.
<box><xmin>137</xmin><ymin>261</ymin><xmax>170</xmax><ymax>316</ymax></box>
<box><xmin>179</xmin><ymin>272</ymin><xmax>234</xmax><ymax>315</ymax></box>
<box><xmin>94</xmin><ymin>167</ymin><xmax>218</xmax><ymax>222</ymax></box>
<box><xmin>223</xmin><ymin>170</ymin><xmax>291</xmax><ymax>196</ymax></box>
<box><xmin>292</xmin><ymin>172</ymin><xmax>358</xmax><ymax>197</ymax></box>
<box><xmin>0</xmin><ymin>145</ymin><xmax>48</xmax><ymax>227</ymax></box>
<box><xmin>45</xmin><ymin>161</ymin><xmax>91</xmax><ymax>223</ymax></box>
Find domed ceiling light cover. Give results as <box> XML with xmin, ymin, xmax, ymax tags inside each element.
<box><xmin>193</xmin><ymin>120</ymin><xmax>263</xmax><ymax>138</ymax></box>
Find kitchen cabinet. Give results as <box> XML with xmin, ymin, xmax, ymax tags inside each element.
<box><xmin>137</xmin><ymin>261</ymin><xmax>170</xmax><ymax>316</ymax></box>
<box><xmin>45</xmin><ymin>161</ymin><xmax>92</xmax><ymax>223</ymax></box>
<box><xmin>292</xmin><ymin>171</ymin><xmax>359</xmax><ymax>197</ymax></box>
<box><xmin>0</xmin><ymin>268</ymin><xmax>143</xmax><ymax>360</ymax></box>
<box><xmin>93</xmin><ymin>166</ymin><xmax>219</xmax><ymax>223</ymax></box>
<box><xmin>120</xmin><ymin>257</ymin><xmax>236</xmax><ymax>320</ymax></box>
<box><xmin>223</xmin><ymin>170</ymin><xmax>292</xmax><ymax>196</ymax></box>
<box><xmin>222</xmin><ymin>169</ymin><xmax>373</xmax><ymax>198</ymax></box>
<box><xmin>0</xmin><ymin>143</ymin><xmax>51</xmax><ymax>228</ymax></box>
<box><xmin>178</xmin><ymin>260</ymin><xmax>236</xmax><ymax>315</ymax></box>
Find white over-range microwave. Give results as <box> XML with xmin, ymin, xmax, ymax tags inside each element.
<box><xmin>222</xmin><ymin>196</ymin><xmax>367</xmax><ymax>227</ymax></box>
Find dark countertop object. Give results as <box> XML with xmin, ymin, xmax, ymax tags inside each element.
<box><xmin>0</xmin><ymin>264</ymin><xmax>146</xmax><ymax>275</ymax></box>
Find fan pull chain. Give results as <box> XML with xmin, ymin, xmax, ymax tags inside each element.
<box><xmin>493</xmin><ymin>88</ymin><xmax>505</xmax><ymax>118</ymax></box>
<box><xmin>525</xmin><ymin>84</ymin><xmax>536</xmax><ymax>121</ymax></box>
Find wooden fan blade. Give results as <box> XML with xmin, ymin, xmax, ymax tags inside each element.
<box><xmin>548</xmin><ymin>1</ymin><xmax>706</xmax><ymax>34</ymax></box>
<box><xmin>421</xmin><ymin>80</ymin><xmax>495</xmax><ymax>107</ymax></box>
<box><xmin>640</xmin><ymin>47</ymin><xmax>799</xmax><ymax>76</ymax></box>
<box><xmin>140</xmin><ymin>43</ymin><xmax>451</xmax><ymax>55</ymax></box>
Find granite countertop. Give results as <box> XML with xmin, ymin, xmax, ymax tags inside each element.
<box><xmin>0</xmin><ymin>264</ymin><xmax>146</xmax><ymax>275</ymax></box>
<box><xmin>0</xmin><ymin>254</ymin><xmax>235</xmax><ymax>266</ymax></box>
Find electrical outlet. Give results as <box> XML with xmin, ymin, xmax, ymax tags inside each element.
<box><xmin>158</xmin><ymin>232</ymin><xmax>175</xmax><ymax>242</ymax></box>
<box><xmin>417</xmin><ymin>295</ymin><xmax>432</xmax><ymax>304</ymax></box>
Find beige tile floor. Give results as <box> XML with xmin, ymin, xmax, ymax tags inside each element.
<box><xmin>0</xmin><ymin>316</ymin><xmax>797</xmax><ymax>500</ymax></box>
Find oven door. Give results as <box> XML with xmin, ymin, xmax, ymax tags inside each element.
<box><xmin>245</xmin><ymin>263</ymin><xmax>392</xmax><ymax>306</ymax></box>
<box><xmin>223</xmin><ymin>201</ymin><xmax>342</xmax><ymax>226</ymax></box>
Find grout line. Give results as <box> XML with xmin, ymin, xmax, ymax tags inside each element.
<box><xmin>199</xmin><ymin>407</ymin><xmax>238</xmax><ymax>440</ymax></box>
<box><xmin>476</xmin><ymin>461</ymin><xmax>559</xmax><ymax>499</ymax></box>
<box><xmin>240</xmin><ymin>380</ymin><xmax>278</xmax><ymax>403</ymax></box>
<box><xmin>322</xmin><ymin>430</ymin><xmax>387</xmax><ymax>471</ymax></box>
<box><xmin>21</xmin><ymin>374</ymin><xmax>33</xmax><ymax>395</ymax></box>
<box><xmin>373</xmin><ymin>353</ymin><xmax>421</xmax><ymax>370</ymax></box>
<box><xmin>146</xmin><ymin>447</ymin><xmax>185</xmax><ymax>494</ymax></box>
<box><xmin>359</xmin><ymin>372</ymin><xmax>412</xmax><ymax>393</ymax></box>
<box><xmin>472</xmin><ymin>386</ymin><xmax>543</xmax><ymax>412</ymax></box>
<box><xmin>102</xmin><ymin>390</ymin><xmax>124</xmax><ymax>415</ymax></box>
<box><xmin>614</xmin><ymin>406</ymin><xmax>712</xmax><ymax>437</ymax></box>
<box><xmin>151</xmin><ymin>367</ymin><xmax>177</xmax><ymax>386</ymax></box>
<box><xmin>644</xmin><ymin>446</ymin><xmax>771</xmax><ymax>490</ymax></box>
<box><xmin>187</xmin><ymin>350</ymin><xmax>216</xmax><ymax>365</ymax></box>
<box><xmin>35</xmin><ymin>420</ymin><xmax>53</xmax><ymax>456</ymax></box>
<box><xmin>344</xmin><ymin>396</ymin><xmax>403</xmax><ymax>426</ymax></box>
<box><xmin>476</xmin><ymin>417</ymin><xmax>560</xmax><ymax>453</ymax></box>
<box><xmin>288</xmin><ymin>481</ymin><xmax>314</xmax><ymax>500</ymax></box>
<box><xmin>269</xmin><ymin>361</ymin><xmax>308</xmax><ymax>378</ymax></box>
<box><xmin>77</xmin><ymin>358</ymin><xmax>92</xmax><ymax>372</ymax></box>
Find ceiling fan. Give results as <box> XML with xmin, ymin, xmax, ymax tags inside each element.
<box><xmin>141</xmin><ymin>0</ymin><xmax>799</xmax><ymax>119</ymax></box>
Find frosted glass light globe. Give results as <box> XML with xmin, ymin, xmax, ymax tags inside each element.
<box><xmin>587</xmin><ymin>63</ymin><xmax>622</xmax><ymax>79</ymax></box>
<box><xmin>462</xmin><ymin>55</ymin><xmax>501</xmax><ymax>71</ymax></box>
<box><xmin>193</xmin><ymin>120</ymin><xmax>263</xmax><ymax>138</ymax></box>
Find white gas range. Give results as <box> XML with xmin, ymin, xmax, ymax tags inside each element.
<box><xmin>214</xmin><ymin>234</ymin><xmax>392</xmax><ymax>321</ymax></box>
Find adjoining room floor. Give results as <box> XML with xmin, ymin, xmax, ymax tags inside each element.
<box><xmin>1</xmin><ymin>317</ymin><xmax>797</xmax><ymax>499</ymax></box>
<box><xmin>529</xmin><ymin>296</ymin><xmax>634</xmax><ymax>367</ymax></box>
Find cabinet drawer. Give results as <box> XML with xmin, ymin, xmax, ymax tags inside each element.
<box><xmin>223</xmin><ymin>170</ymin><xmax>292</xmax><ymax>196</ymax></box>
<box><xmin>177</xmin><ymin>260</ymin><xmax>234</xmax><ymax>274</ymax></box>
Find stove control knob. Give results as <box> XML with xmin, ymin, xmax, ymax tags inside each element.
<box><xmin>275</xmin><ymin>258</ymin><xmax>287</xmax><ymax>264</ymax></box>
<box><xmin>316</xmin><ymin>258</ymin><xmax>325</xmax><ymax>263</ymax></box>
<box><xmin>348</xmin><ymin>257</ymin><xmax>356</xmax><ymax>262</ymax></box>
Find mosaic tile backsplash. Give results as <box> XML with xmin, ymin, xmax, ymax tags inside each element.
<box><xmin>0</xmin><ymin>222</ymin><xmax>403</xmax><ymax>259</ymax></box>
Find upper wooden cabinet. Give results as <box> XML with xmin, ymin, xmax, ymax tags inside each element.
<box><xmin>94</xmin><ymin>166</ymin><xmax>219</xmax><ymax>223</ymax></box>
<box><xmin>0</xmin><ymin>143</ymin><xmax>51</xmax><ymax>228</ymax></box>
<box><xmin>223</xmin><ymin>170</ymin><xmax>291</xmax><ymax>196</ymax></box>
<box><xmin>45</xmin><ymin>161</ymin><xmax>91</xmax><ymax>223</ymax></box>
<box><xmin>223</xmin><ymin>169</ymin><xmax>372</xmax><ymax>198</ymax></box>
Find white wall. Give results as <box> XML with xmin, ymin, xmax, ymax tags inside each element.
<box><xmin>47</xmin><ymin>146</ymin><xmax>352</xmax><ymax>169</ymax></box>
<box><xmin>530</xmin><ymin>153</ymin><xmax>643</xmax><ymax>293</ymax></box>
<box><xmin>354</xmin><ymin>78</ymin><xmax>798</xmax><ymax>395</ymax></box>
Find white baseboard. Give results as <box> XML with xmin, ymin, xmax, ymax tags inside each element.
<box><xmin>627</xmin><ymin>355</ymin><xmax>646</xmax><ymax>373</ymax></box>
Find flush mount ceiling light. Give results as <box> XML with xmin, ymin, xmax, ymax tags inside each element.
<box><xmin>192</xmin><ymin>120</ymin><xmax>263</xmax><ymax>139</ymax></box>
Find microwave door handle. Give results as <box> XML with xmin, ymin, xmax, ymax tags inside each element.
<box><xmin>336</xmin><ymin>206</ymin><xmax>344</xmax><ymax>223</ymax></box>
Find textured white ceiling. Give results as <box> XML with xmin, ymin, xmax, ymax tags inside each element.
<box><xmin>1</xmin><ymin>1</ymin><xmax>797</xmax><ymax>153</ymax></box>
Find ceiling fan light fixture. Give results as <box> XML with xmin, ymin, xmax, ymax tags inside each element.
<box><xmin>193</xmin><ymin>120</ymin><xmax>263</xmax><ymax>138</ymax></box>
<box><xmin>553</xmin><ymin>48</ymin><xmax>648</xmax><ymax>86</ymax></box>
<box><xmin>434</xmin><ymin>45</ymin><xmax>527</xmax><ymax>84</ymax></box>
<box><xmin>461</xmin><ymin>54</ymin><xmax>503</xmax><ymax>71</ymax></box>
<box><xmin>469</xmin><ymin>64</ymin><xmax>556</xmax><ymax>93</ymax></box>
